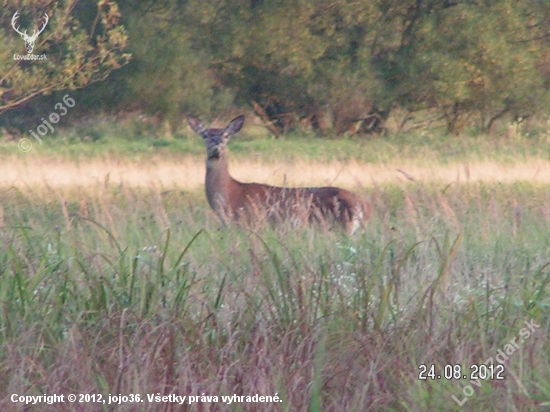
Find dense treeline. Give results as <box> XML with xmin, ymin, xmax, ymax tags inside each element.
<box><xmin>1</xmin><ymin>0</ymin><xmax>129</xmax><ymax>116</ymax></box>
<box><xmin>2</xmin><ymin>0</ymin><xmax>550</xmax><ymax>135</ymax></box>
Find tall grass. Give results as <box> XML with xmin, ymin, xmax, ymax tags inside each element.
<box><xmin>0</xmin><ymin>179</ymin><xmax>548</xmax><ymax>411</ymax></box>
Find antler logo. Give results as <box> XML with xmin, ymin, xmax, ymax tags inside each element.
<box><xmin>12</xmin><ymin>11</ymin><xmax>49</xmax><ymax>54</ymax></box>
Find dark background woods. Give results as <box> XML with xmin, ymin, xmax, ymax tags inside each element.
<box><xmin>2</xmin><ymin>0</ymin><xmax>550</xmax><ymax>136</ymax></box>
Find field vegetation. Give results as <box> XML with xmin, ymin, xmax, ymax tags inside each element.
<box><xmin>1</xmin><ymin>0</ymin><xmax>550</xmax><ymax>410</ymax></box>
<box><xmin>0</xmin><ymin>121</ymin><xmax>549</xmax><ymax>411</ymax></box>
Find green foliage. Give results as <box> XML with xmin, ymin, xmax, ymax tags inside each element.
<box><xmin>384</xmin><ymin>0</ymin><xmax>550</xmax><ymax>133</ymax></box>
<box><xmin>2</xmin><ymin>0</ymin><xmax>550</xmax><ymax>137</ymax></box>
<box><xmin>117</xmin><ymin>0</ymin><xmax>549</xmax><ymax>135</ymax></box>
<box><xmin>120</xmin><ymin>1</ymin><xmax>234</xmax><ymax>123</ymax></box>
<box><xmin>0</xmin><ymin>0</ymin><xmax>130</xmax><ymax>114</ymax></box>
<box><xmin>190</xmin><ymin>0</ymin><xmax>389</xmax><ymax>134</ymax></box>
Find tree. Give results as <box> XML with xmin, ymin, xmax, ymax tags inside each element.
<box><xmin>183</xmin><ymin>0</ymin><xmax>390</xmax><ymax>135</ymax></box>
<box><xmin>0</xmin><ymin>0</ymin><xmax>130</xmax><ymax>115</ymax></box>
<box><xmin>117</xmin><ymin>0</ymin><xmax>235</xmax><ymax>124</ymax></box>
<box><xmin>388</xmin><ymin>0</ymin><xmax>550</xmax><ymax>133</ymax></box>
<box><xmin>15</xmin><ymin>0</ymin><xmax>544</xmax><ymax>137</ymax></box>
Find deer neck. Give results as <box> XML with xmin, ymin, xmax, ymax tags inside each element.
<box><xmin>205</xmin><ymin>153</ymin><xmax>237</xmax><ymax>212</ymax></box>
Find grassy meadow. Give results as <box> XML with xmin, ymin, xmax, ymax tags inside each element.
<box><xmin>0</xmin><ymin>123</ymin><xmax>549</xmax><ymax>411</ymax></box>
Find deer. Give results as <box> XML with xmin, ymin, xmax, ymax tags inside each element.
<box><xmin>188</xmin><ymin>115</ymin><xmax>370</xmax><ymax>234</ymax></box>
<box><xmin>12</xmin><ymin>11</ymin><xmax>49</xmax><ymax>54</ymax></box>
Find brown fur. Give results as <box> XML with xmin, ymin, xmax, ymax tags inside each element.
<box><xmin>189</xmin><ymin>115</ymin><xmax>370</xmax><ymax>234</ymax></box>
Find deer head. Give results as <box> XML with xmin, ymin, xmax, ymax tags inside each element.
<box><xmin>12</xmin><ymin>11</ymin><xmax>49</xmax><ymax>54</ymax></box>
<box><xmin>188</xmin><ymin>115</ymin><xmax>245</xmax><ymax>160</ymax></box>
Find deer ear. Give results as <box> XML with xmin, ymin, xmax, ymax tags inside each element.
<box><xmin>225</xmin><ymin>115</ymin><xmax>245</xmax><ymax>136</ymax></box>
<box><xmin>188</xmin><ymin>116</ymin><xmax>206</xmax><ymax>135</ymax></box>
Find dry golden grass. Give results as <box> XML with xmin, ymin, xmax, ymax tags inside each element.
<box><xmin>3</xmin><ymin>155</ymin><xmax>550</xmax><ymax>191</ymax></box>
